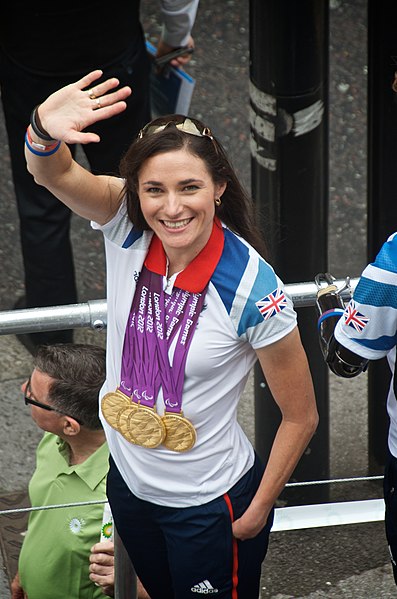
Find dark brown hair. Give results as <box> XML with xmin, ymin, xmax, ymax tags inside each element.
<box><xmin>119</xmin><ymin>115</ymin><xmax>268</xmax><ymax>258</ymax></box>
<box><xmin>34</xmin><ymin>343</ymin><xmax>106</xmax><ymax>430</ymax></box>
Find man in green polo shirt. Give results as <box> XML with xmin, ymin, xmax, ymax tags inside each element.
<box><xmin>10</xmin><ymin>343</ymin><xmax>111</xmax><ymax>599</ymax></box>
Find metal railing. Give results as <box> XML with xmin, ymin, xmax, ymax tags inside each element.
<box><xmin>0</xmin><ymin>278</ymin><xmax>358</xmax><ymax>335</ymax></box>
<box><xmin>0</xmin><ymin>299</ymin><xmax>107</xmax><ymax>335</ymax></box>
<box><xmin>0</xmin><ymin>277</ymin><xmax>359</xmax><ymax>598</ymax></box>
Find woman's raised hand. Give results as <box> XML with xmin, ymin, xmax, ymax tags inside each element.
<box><xmin>36</xmin><ymin>70</ymin><xmax>132</xmax><ymax>145</ymax></box>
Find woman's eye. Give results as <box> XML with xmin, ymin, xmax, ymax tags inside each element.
<box><xmin>146</xmin><ymin>187</ymin><xmax>162</xmax><ymax>194</ymax></box>
<box><xmin>183</xmin><ymin>185</ymin><xmax>198</xmax><ymax>191</ymax></box>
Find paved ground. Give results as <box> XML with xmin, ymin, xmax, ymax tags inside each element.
<box><xmin>1</xmin><ymin>0</ymin><xmax>396</xmax><ymax>597</ymax></box>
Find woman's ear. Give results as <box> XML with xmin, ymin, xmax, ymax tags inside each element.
<box><xmin>216</xmin><ymin>181</ymin><xmax>227</xmax><ymax>199</ymax></box>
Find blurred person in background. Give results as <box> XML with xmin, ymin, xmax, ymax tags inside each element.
<box><xmin>0</xmin><ymin>1</ymin><xmax>197</xmax><ymax>355</ymax></box>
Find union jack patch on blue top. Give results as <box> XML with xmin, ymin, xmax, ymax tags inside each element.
<box><xmin>256</xmin><ymin>288</ymin><xmax>288</xmax><ymax>320</ymax></box>
<box><xmin>343</xmin><ymin>301</ymin><xmax>369</xmax><ymax>332</ymax></box>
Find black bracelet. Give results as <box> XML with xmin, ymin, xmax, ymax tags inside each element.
<box><xmin>30</xmin><ymin>105</ymin><xmax>55</xmax><ymax>141</ymax></box>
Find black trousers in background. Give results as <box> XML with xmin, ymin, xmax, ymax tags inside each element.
<box><xmin>384</xmin><ymin>448</ymin><xmax>397</xmax><ymax>586</ymax></box>
<box><xmin>0</xmin><ymin>38</ymin><xmax>151</xmax><ymax>343</ymax></box>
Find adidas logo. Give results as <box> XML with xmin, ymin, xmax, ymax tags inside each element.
<box><xmin>191</xmin><ymin>579</ymin><xmax>219</xmax><ymax>594</ymax></box>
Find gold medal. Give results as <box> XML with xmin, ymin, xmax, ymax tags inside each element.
<box><xmin>119</xmin><ymin>404</ymin><xmax>166</xmax><ymax>448</ymax></box>
<box><xmin>162</xmin><ymin>412</ymin><xmax>197</xmax><ymax>452</ymax></box>
<box><xmin>116</xmin><ymin>404</ymin><xmax>139</xmax><ymax>443</ymax></box>
<box><xmin>101</xmin><ymin>390</ymin><xmax>131</xmax><ymax>430</ymax></box>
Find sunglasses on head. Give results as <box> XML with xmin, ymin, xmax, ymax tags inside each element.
<box><xmin>138</xmin><ymin>117</ymin><xmax>214</xmax><ymax>141</ymax></box>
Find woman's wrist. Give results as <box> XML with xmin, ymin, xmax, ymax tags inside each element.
<box><xmin>25</xmin><ymin>126</ymin><xmax>61</xmax><ymax>156</ymax></box>
<box><xmin>30</xmin><ymin>105</ymin><xmax>56</xmax><ymax>142</ymax></box>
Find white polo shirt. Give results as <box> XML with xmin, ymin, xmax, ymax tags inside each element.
<box><xmin>93</xmin><ymin>202</ymin><xmax>297</xmax><ymax>507</ymax></box>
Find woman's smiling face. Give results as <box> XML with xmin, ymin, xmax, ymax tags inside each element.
<box><xmin>138</xmin><ymin>149</ymin><xmax>226</xmax><ymax>266</ymax></box>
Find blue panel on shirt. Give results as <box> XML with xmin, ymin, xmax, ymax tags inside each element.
<box><xmin>211</xmin><ymin>229</ymin><xmax>250</xmax><ymax>313</ymax></box>
<box><xmin>122</xmin><ymin>227</ymin><xmax>143</xmax><ymax>248</ymax></box>
<box><xmin>374</xmin><ymin>236</ymin><xmax>397</xmax><ymax>274</ymax></box>
<box><xmin>355</xmin><ymin>276</ymin><xmax>397</xmax><ymax>310</ymax></box>
<box><xmin>211</xmin><ymin>229</ymin><xmax>278</xmax><ymax>335</ymax></box>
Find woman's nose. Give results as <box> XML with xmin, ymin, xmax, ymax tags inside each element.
<box><xmin>164</xmin><ymin>193</ymin><xmax>182</xmax><ymax>215</ymax></box>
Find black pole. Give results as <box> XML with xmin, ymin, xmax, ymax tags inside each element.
<box><xmin>367</xmin><ymin>0</ymin><xmax>397</xmax><ymax>474</ymax></box>
<box><xmin>249</xmin><ymin>0</ymin><xmax>329</xmax><ymax>504</ymax></box>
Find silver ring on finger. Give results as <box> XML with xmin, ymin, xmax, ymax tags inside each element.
<box><xmin>93</xmin><ymin>97</ymin><xmax>102</xmax><ymax>110</ymax></box>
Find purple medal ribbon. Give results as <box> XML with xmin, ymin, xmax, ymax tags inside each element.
<box><xmin>118</xmin><ymin>265</ymin><xmax>206</xmax><ymax>414</ymax></box>
<box><xmin>119</xmin><ymin>267</ymin><xmax>159</xmax><ymax>407</ymax></box>
<box><xmin>150</xmin><ymin>273</ymin><xmax>207</xmax><ymax>414</ymax></box>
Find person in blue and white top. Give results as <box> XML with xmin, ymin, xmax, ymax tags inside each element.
<box><xmin>316</xmin><ymin>232</ymin><xmax>397</xmax><ymax>586</ymax></box>
<box><xmin>333</xmin><ymin>233</ymin><xmax>397</xmax><ymax>584</ymax></box>
<box><xmin>23</xmin><ymin>71</ymin><xmax>318</xmax><ymax>599</ymax></box>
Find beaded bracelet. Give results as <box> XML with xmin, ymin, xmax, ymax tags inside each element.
<box><xmin>30</xmin><ymin>105</ymin><xmax>55</xmax><ymax>141</ymax></box>
<box><xmin>25</xmin><ymin>128</ymin><xmax>61</xmax><ymax>157</ymax></box>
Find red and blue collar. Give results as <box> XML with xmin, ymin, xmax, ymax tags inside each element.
<box><xmin>144</xmin><ymin>218</ymin><xmax>224</xmax><ymax>292</ymax></box>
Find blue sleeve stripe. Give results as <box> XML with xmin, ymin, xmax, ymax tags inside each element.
<box><xmin>237</xmin><ymin>260</ymin><xmax>278</xmax><ymax>335</ymax></box>
<box><xmin>355</xmin><ymin>276</ymin><xmax>397</xmax><ymax>309</ymax></box>
<box><xmin>353</xmin><ymin>333</ymin><xmax>397</xmax><ymax>352</ymax></box>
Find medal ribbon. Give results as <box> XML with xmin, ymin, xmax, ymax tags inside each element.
<box><xmin>118</xmin><ymin>266</ymin><xmax>206</xmax><ymax>414</ymax></box>
<box><xmin>118</xmin><ymin>218</ymin><xmax>224</xmax><ymax>414</ymax></box>
<box><xmin>118</xmin><ymin>266</ymin><xmax>205</xmax><ymax>412</ymax></box>
<box><xmin>119</xmin><ymin>267</ymin><xmax>158</xmax><ymax>407</ymax></box>
<box><xmin>150</xmin><ymin>273</ymin><xmax>208</xmax><ymax>414</ymax></box>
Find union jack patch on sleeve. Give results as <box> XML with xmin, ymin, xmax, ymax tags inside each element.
<box><xmin>343</xmin><ymin>301</ymin><xmax>369</xmax><ymax>332</ymax></box>
<box><xmin>256</xmin><ymin>288</ymin><xmax>288</xmax><ymax>320</ymax></box>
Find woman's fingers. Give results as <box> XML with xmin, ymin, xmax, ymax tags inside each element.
<box><xmin>39</xmin><ymin>72</ymin><xmax>132</xmax><ymax>144</ymax></box>
<box><xmin>77</xmin><ymin>70</ymin><xmax>105</xmax><ymax>91</ymax></box>
<box><xmin>85</xmin><ymin>86</ymin><xmax>132</xmax><ymax>113</ymax></box>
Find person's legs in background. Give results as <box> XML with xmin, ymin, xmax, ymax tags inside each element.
<box><xmin>82</xmin><ymin>34</ymin><xmax>152</xmax><ymax>176</ymax></box>
<box><xmin>0</xmin><ymin>33</ymin><xmax>151</xmax><ymax>355</ymax></box>
<box><xmin>0</xmin><ymin>56</ymin><xmax>76</xmax><ymax>352</ymax></box>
